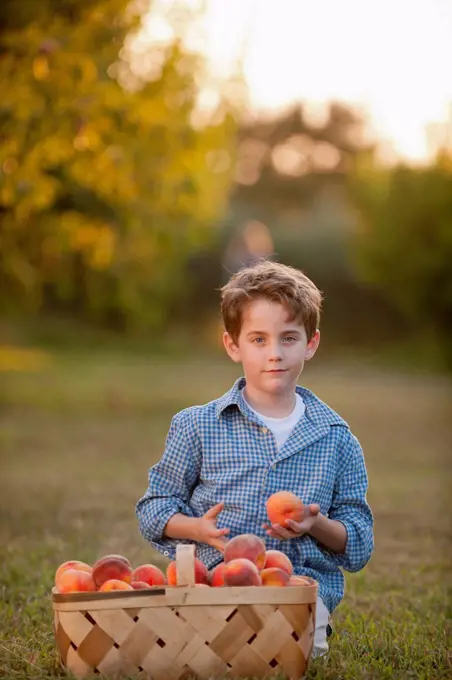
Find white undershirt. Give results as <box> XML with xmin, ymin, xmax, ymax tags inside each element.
<box><xmin>242</xmin><ymin>388</ymin><xmax>306</xmax><ymax>449</ymax></box>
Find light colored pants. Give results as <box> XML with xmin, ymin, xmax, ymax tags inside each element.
<box><xmin>312</xmin><ymin>596</ymin><xmax>331</xmax><ymax>658</ymax></box>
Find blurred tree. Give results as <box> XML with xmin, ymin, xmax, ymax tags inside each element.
<box><xmin>231</xmin><ymin>102</ymin><xmax>368</xmax><ymax>215</ymax></box>
<box><xmin>349</xmin><ymin>151</ymin><xmax>452</xmax><ymax>368</ymax></box>
<box><xmin>0</xmin><ymin>0</ymin><xmax>236</xmax><ymax>330</ymax></box>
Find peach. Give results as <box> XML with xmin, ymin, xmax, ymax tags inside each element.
<box><xmin>166</xmin><ymin>558</ymin><xmax>209</xmax><ymax>586</ymax></box>
<box><xmin>223</xmin><ymin>534</ymin><xmax>266</xmax><ymax>570</ymax></box>
<box><xmin>99</xmin><ymin>579</ymin><xmax>134</xmax><ymax>592</ymax></box>
<box><xmin>92</xmin><ymin>556</ymin><xmax>133</xmax><ymax>589</ymax></box>
<box><xmin>55</xmin><ymin>560</ymin><xmax>92</xmax><ymax>587</ymax></box>
<box><xmin>264</xmin><ymin>550</ymin><xmax>293</xmax><ymax>575</ymax></box>
<box><xmin>260</xmin><ymin>567</ymin><xmax>290</xmax><ymax>587</ymax></box>
<box><xmin>223</xmin><ymin>558</ymin><xmax>262</xmax><ymax>586</ymax></box>
<box><xmin>56</xmin><ymin>569</ymin><xmax>96</xmax><ymax>593</ymax></box>
<box><xmin>266</xmin><ymin>491</ymin><xmax>304</xmax><ymax>527</ymax></box>
<box><xmin>131</xmin><ymin>581</ymin><xmax>152</xmax><ymax>590</ymax></box>
<box><xmin>132</xmin><ymin>564</ymin><xmax>166</xmax><ymax>586</ymax></box>
<box><xmin>209</xmin><ymin>562</ymin><xmax>227</xmax><ymax>587</ymax></box>
<box><xmin>96</xmin><ymin>553</ymin><xmax>131</xmax><ymax>567</ymax></box>
<box><xmin>288</xmin><ymin>575</ymin><xmax>312</xmax><ymax>586</ymax></box>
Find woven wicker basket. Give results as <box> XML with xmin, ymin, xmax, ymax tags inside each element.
<box><xmin>52</xmin><ymin>545</ymin><xmax>318</xmax><ymax>679</ymax></box>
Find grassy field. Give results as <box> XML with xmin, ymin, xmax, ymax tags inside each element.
<box><xmin>0</xmin><ymin>348</ymin><xmax>451</xmax><ymax>679</ymax></box>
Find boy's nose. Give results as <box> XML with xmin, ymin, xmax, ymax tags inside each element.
<box><xmin>268</xmin><ymin>344</ymin><xmax>283</xmax><ymax>360</ymax></box>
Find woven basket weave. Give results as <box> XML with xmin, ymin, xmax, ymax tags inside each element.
<box><xmin>52</xmin><ymin>545</ymin><xmax>318</xmax><ymax>679</ymax></box>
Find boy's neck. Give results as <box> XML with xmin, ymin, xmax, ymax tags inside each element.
<box><xmin>243</xmin><ymin>385</ymin><xmax>297</xmax><ymax>418</ymax></box>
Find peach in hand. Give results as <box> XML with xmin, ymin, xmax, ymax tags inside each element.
<box><xmin>224</xmin><ymin>534</ymin><xmax>266</xmax><ymax>570</ymax></box>
<box><xmin>56</xmin><ymin>569</ymin><xmax>96</xmax><ymax>593</ymax></box>
<box><xmin>260</xmin><ymin>567</ymin><xmax>290</xmax><ymax>587</ymax></box>
<box><xmin>223</xmin><ymin>558</ymin><xmax>262</xmax><ymax>586</ymax></box>
<box><xmin>266</xmin><ymin>491</ymin><xmax>304</xmax><ymax>527</ymax></box>
<box><xmin>263</xmin><ymin>549</ymin><xmax>293</xmax><ymax>575</ymax></box>
<box><xmin>92</xmin><ymin>555</ymin><xmax>132</xmax><ymax>589</ymax></box>
<box><xmin>132</xmin><ymin>564</ymin><xmax>166</xmax><ymax>586</ymax></box>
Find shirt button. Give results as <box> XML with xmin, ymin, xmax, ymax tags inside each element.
<box><xmin>163</xmin><ymin>551</ymin><xmax>169</xmax><ymax>557</ymax></box>
<box><xmin>272</xmin><ymin>464</ymin><xmax>277</xmax><ymax>471</ymax></box>
<box><xmin>261</xmin><ymin>427</ymin><xmax>269</xmax><ymax>434</ymax></box>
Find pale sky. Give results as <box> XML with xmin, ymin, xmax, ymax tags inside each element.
<box><xmin>141</xmin><ymin>0</ymin><xmax>452</xmax><ymax>163</ymax></box>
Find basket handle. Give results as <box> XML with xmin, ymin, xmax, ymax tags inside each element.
<box><xmin>176</xmin><ymin>544</ymin><xmax>196</xmax><ymax>586</ymax></box>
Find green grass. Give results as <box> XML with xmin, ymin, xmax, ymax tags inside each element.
<box><xmin>0</xmin><ymin>350</ymin><xmax>451</xmax><ymax>679</ymax></box>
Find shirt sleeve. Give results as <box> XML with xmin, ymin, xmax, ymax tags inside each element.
<box><xmin>328</xmin><ymin>429</ymin><xmax>374</xmax><ymax>572</ymax></box>
<box><xmin>136</xmin><ymin>409</ymin><xmax>202</xmax><ymax>545</ymax></box>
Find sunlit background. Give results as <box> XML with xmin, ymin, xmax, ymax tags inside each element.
<box><xmin>141</xmin><ymin>0</ymin><xmax>452</xmax><ymax>163</ymax></box>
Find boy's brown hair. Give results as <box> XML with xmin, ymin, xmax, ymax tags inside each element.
<box><xmin>220</xmin><ymin>260</ymin><xmax>322</xmax><ymax>343</ymax></box>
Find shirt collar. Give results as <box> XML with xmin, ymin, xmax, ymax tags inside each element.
<box><xmin>215</xmin><ymin>376</ymin><xmax>346</xmax><ymax>428</ymax></box>
<box><xmin>215</xmin><ymin>377</ymin><xmax>249</xmax><ymax>419</ymax></box>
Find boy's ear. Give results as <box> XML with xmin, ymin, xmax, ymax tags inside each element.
<box><xmin>305</xmin><ymin>329</ymin><xmax>320</xmax><ymax>361</ymax></box>
<box><xmin>223</xmin><ymin>332</ymin><xmax>241</xmax><ymax>363</ymax></box>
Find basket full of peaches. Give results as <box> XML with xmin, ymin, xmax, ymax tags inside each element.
<box><xmin>52</xmin><ymin>491</ymin><xmax>318</xmax><ymax>680</ymax></box>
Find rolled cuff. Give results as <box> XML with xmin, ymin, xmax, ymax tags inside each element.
<box><xmin>137</xmin><ymin>498</ymin><xmax>195</xmax><ymax>543</ymax></box>
<box><xmin>332</xmin><ymin>519</ymin><xmax>373</xmax><ymax>572</ymax></box>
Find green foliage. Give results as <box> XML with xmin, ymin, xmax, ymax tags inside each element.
<box><xmin>0</xmin><ymin>0</ymin><xmax>236</xmax><ymax>329</ymax></box>
<box><xmin>349</xmin><ymin>152</ymin><xmax>452</xmax><ymax>367</ymax></box>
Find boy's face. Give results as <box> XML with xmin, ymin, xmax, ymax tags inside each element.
<box><xmin>223</xmin><ymin>298</ymin><xmax>320</xmax><ymax>398</ymax></box>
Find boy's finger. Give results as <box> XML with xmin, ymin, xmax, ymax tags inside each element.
<box><xmin>212</xmin><ymin>527</ymin><xmax>230</xmax><ymax>537</ymax></box>
<box><xmin>308</xmin><ymin>503</ymin><xmax>320</xmax><ymax>515</ymax></box>
<box><xmin>285</xmin><ymin>519</ymin><xmax>303</xmax><ymax>532</ymax></box>
<box><xmin>204</xmin><ymin>502</ymin><xmax>224</xmax><ymax>519</ymax></box>
<box><xmin>272</xmin><ymin>524</ymin><xmax>292</xmax><ymax>539</ymax></box>
<box><xmin>212</xmin><ymin>537</ymin><xmax>227</xmax><ymax>552</ymax></box>
<box><xmin>264</xmin><ymin>523</ymin><xmax>294</xmax><ymax>540</ymax></box>
<box><xmin>265</xmin><ymin>529</ymin><xmax>282</xmax><ymax>539</ymax></box>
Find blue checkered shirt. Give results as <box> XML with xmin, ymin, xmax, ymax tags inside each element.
<box><xmin>136</xmin><ymin>377</ymin><xmax>374</xmax><ymax>612</ymax></box>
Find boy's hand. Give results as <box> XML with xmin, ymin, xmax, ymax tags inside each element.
<box><xmin>196</xmin><ymin>501</ymin><xmax>230</xmax><ymax>552</ymax></box>
<box><xmin>263</xmin><ymin>503</ymin><xmax>321</xmax><ymax>540</ymax></box>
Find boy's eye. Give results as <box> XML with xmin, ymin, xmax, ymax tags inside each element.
<box><xmin>283</xmin><ymin>336</ymin><xmax>296</xmax><ymax>342</ymax></box>
<box><xmin>252</xmin><ymin>337</ymin><xmax>265</xmax><ymax>344</ymax></box>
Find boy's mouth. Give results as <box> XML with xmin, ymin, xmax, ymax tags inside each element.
<box><xmin>265</xmin><ymin>369</ymin><xmax>287</xmax><ymax>373</ymax></box>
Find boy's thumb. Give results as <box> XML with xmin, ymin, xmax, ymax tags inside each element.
<box><xmin>309</xmin><ymin>503</ymin><xmax>320</xmax><ymax>515</ymax></box>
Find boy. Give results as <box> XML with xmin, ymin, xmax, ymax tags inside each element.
<box><xmin>136</xmin><ymin>260</ymin><xmax>374</xmax><ymax>657</ymax></box>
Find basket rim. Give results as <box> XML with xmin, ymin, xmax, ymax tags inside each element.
<box><xmin>51</xmin><ymin>586</ymin><xmax>166</xmax><ymax>603</ymax></box>
<box><xmin>51</xmin><ymin>579</ymin><xmax>318</xmax><ymax>608</ymax></box>
<box><xmin>51</xmin><ymin>578</ymin><xmax>317</xmax><ymax>602</ymax></box>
